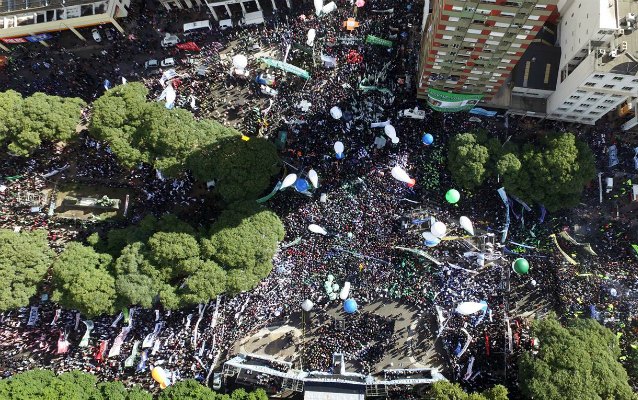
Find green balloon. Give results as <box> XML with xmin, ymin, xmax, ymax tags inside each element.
<box><xmin>445</xmin><ymin>189</ymin><xmax>460</xmax><ymax>204</ymax></box>
<box><xmin>512</xmin><ymin>258</ymin><xmax>530</xmax><ymax>275</ymax></box>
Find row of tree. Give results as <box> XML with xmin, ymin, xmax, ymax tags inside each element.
<box><xmin>0</xmin><ymin>90</ymin><xmax>86</xmax><ymax>156</ymax></box>
<box><xmin>422</xmin><ymin>316</ymin><xmax>634</xmax><ymax>400</ymax></box>
<box><xmin>0</xmin><ymin>370</ymin><xmax>268</xmax><ymax>400</ymax></box>
<box><xmin>447</xmin><ymin>132</ymin><xmax>596</xmax><ymax>211</ymax></box>
<box><xmin>89</xmin><ymin>83</ymin><xmax>280</xmax><ymax>203</ymax></box>
<box><xmin>0</xmin><ymin>86</ymin><xmax>282</xmax><ymax>204</ymax></box>
<box><xmin>0</xmin><ymin>202</ymin><xmax>284</xmax><ymax>316</ymax></box>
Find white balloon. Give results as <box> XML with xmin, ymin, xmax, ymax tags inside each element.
<box><xmin>384</xmin><ymin>124</ymin><xmax>396</xmax><ymax>138</ymax></box>
<box><xmin>390</xmin><ymin>166</ymin><xmax>413</xmax><ymax>184</ymax></box>
<box><xmin>334</xmin><ymin>141</ymin><xmax>344</xmax><ymax>154</ymax></box>
<box><xmin>455</xmin><ymin>302</ymin><xmax>486</xmax><ymax>315</ymax></box>
<box><xmin>308</xmin><ymin>224</ymin><xmax>327</xmax><ymax>235</ymax></box>
<box><xmin>431</xmin><ymin>221</ymin><xmax>447</xmax><ymax>238</ymax></box>
<box><xmin>422</xmin><ymin>232</ymin><xmax>441</xmax><ymax>247</ymax></box>
<box><xmin>314</xmin><ymin>0</ymin><xmax>323</xmax><ymax>15</ymax></box>
<box><xmin>459</xmin><ymin>216</ymin><xmax>475</xmax><ymax>236</ymax></box>
<box><xmin>321</xmin><ymin>1</ymin><xmax>337</xmax><ymax>14</ymax></box>
<box><xmin>339</xmin><ymin>282</ymin><xmax>351</xmax><ymax>300</ymax></box>
<box><xmin>307</xmin><ymin>29</ymin><xmax>316</xmax><ymax>46</ymax></box>
<box><xmin>308</xmin><ymin>169</ymin><xmax>319</xmax><ymax>188</ymax></box>
<box><xmin>232</xmin><ymin>54</ymin><xmax>248</xmax><ymax>70</ymax></box>
<box><xmin>280</xmin><ymin>174</ymin><xmax>297</xmax><ymax>190</ymax></box>
<box><xmin>301</xmin><ymin>299</ymin><xmax>314</xmax><ymax>311</ymax></box>
<box><xmin>391</xmin><ymin>136</ymin><xmax>399</xmax><ymax>144</ymax></box>
<box><xmin>330</xmin><ymin>106</ymin><xmax>343</xmax><ymax>120</ymax></box>
<box><xmin>332</xmin><ymin>283</ymin><xmax>339</xmax><ymax>292</ymax></box>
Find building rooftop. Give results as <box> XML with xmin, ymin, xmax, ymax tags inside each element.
<box><xmin>0</xmin><ymin>0</ymin><xmax>96</xmax><ymax>16</ymax></box>
<box><xmin>595</xmin><ymin>0</ymin><xmax>638</xmax><ymax>76</ymax></box>
<box><xmin>513</xmin><ymin>42</ymin><xmax>561</xmax><ymax>91</ymax></box>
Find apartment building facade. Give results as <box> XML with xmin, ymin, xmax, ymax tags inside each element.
<box><xmin>0</xmin><ymin>0</ymin><xmax>130</xmax><ymax>48</ymax></box>
<box><xmin>545</xmin><ymin>0</ymin><xmax>638</xmax><ymax>129</ymax></box>
<box><xmin>417</xmin><ymin>0</ymin><xmax>558</xmax><ymax>111</ymax></box>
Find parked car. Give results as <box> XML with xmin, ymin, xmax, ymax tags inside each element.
<box><xmin>260</xmin><ymin>85</ymin><xmax>278</xmax><ymax>97</ymax></box>
<box><xmin>144</xmin><ymin>59</ymin><xmax>159</xmax><ymax>69</ymax></box>
<box><xmin>161</xmin><ymin>34</ymin><xmax>180</xmax><ymax>48</ymax></box>
<box><xmin>91</xmin><ymin>28</ymin><xmax>102</xmax><ymax>43</ymax></box>
<box><xmin>398</xmin><ymin>107</ymin><xmax>426</xmax><ymax>120</ymax></box>
<box><xmin>160</xmin><ymin>58</ymin><xmax>175</xmax><ymax>67</ymax></box>
<box><xmin>105</xmin><ymin>28</ymin><xmax>114</xmax><ymax>41</ymax></box>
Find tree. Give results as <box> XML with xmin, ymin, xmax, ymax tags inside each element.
<box><xmin>89</xmin><ymin>83</ymin><xmax>150</xmax><ymax>168</ymax></box>
<box><xmin>158</xmin><ymin>379</ymin><xmax>217</xmax><ymax>400</ymax></box>
<box><xmin>421</xmin><ymin>381</ymin><xmax>508</xmax><ymax>400</ymax></box>
<box><xmin>191</xmin><ymin>137</ymin><xmax>281</xmax><ymax>202</ymax></box>
<box><xmin>147</xmin><ymin>232</ymin><xmax>200</xmax><ymax>268</ymax></box>
<box><xmin>179</xmin><ymin>259</ymin><xmax>227</xmax><ymax>306</ymax></box>
<box><xmin>501</xmin><ymin>133</ymin><xmax>595</xmax><ymax>211</ymax></box>
<box><xmin>201</xmin><ymin>202</ymin><xmax>284</xmax><ymax>293</ymax></box>
<box><xmin>447</xmin><ymin>133</ymin><xmax>490</xmax><ymax>190</ymax></box>
<box><xmin>90</xmin><ymin>83</ymin><xmax>220</xmax><ymax>176</ymax></box>
<box><xmin>0</xmin><ymin>90</ymin><xmax>85</xmax><ymax>156</ymax></box>
<box><xmin>0</xmin><ymin>229</ymin><xmax>54</xmax><ymax>312</ymax></box>
<box><xmin>518</xmin><ymin>316</ymin><xmax>633</xmax><ymax>400</ymax></box>
<box><xmin>0</xmin><ymin>369</ymin><xmax>57</xmax><ymax>400</ymax></box>
<box><xmin>0</xmin><ymin>370</ymin><xmax>150</xmax><ymax>400</ymax></box>
<box><xmin>51</xmin><ymin>243</ymin><xmax>116</xmax><ymax>317</ymax></box>
<box><xmin>113</xmin><ymin>242</ymin><xmax>162</xmax><ymax>309</ymax></box>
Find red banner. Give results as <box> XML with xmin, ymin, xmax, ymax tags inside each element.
<box><xmin>176</xmin><ymin>41</ymin><xmax>200</xmax><ymax>52</ymax></box>
<box><xmin>1</xmin><ymin>37</ymin><xmax>27</xmax><ymax>44</ymax></box>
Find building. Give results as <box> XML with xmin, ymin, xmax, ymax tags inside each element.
<box><xmin>221</xmin><ymin>353</ymin><xmax>446</xmax><ymax>399</ymax></box>
<box><xmin>157</xmin><ymin>0</ymin><xmax>291</xmax><ymax>23</ymax></box>
<box><xmin>417</xmin><ymin>0</ymin><xmax>558</xmax><ymax>111</ymax></box>
<box><xmin>506</xmin><ymin>23</ymin><xmax>560</xmax><ymax>117</ymax></box>
<box><xmin>0</xmin><ymin>0</ymin><xmax>130</xmax><ymax>49</ymax></box>
<box><xmin>545</xmin><ymin>0</ymin><xmax>638</xmax><ymax>129</ymax></box>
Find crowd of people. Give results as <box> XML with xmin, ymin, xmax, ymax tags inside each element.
<box><xmin>1</xmin><ymin>0</ymin><xmax>637</xmax><ymax>395</ymax></box>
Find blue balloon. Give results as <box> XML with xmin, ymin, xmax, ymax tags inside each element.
<box><xmin>422</xmin><ymin>133</ymin><xmax>434</xmax><ymax>145</ymax></box>
<box><xmin>343</xmin><ymin>299</ymin><xmax>358</xmax><ymax>314</ymax></box>
<box><xmin>294</xmin><ymin>179</ymin><xmax>310</xmax><ymax>192</ymax></box>
<box><xmin>424</xmin><ymin>239</ymin><xmax>440</xmax><ymax>248</ymax></box>
<box><xmin>335</xmin><ymin>152</ymin><xmax>344</xmax><ymax>160</ymax></box>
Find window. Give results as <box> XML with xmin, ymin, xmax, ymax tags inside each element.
<box><xmin>584</xmin><ymin>82</ymin><xmax>596</xmax><ymax>87</ymax></box>
<box><xmin>593</xmin><ymin>74</ymin><xmax>604</xmax><ymax>79</ymax></box>
<box><xmin>632</xmin><ymin>79</ymin><xmax>638</xmax><ymax>83</ymax></box>
<box><xmin>596</xmin><ymin>105</ymin><xmax>606</xmax><ymax>109</ymax></box>
<box><xmin>613</xmin><ymin>77</ymin><xmax>624</xmax><ymax>81</ymax></box>
<box><xmin>604</xmin><ymin>99</ymin><xmax>615</xmax><ymax>103</ymax></box>
<box><xmin>570</xmin><ymin>95</ymin><xmax>581</xmax><ymax>99</ymax></box>
<box><xmin>594</xmin><ymin>92</ymin><xmax>604</xmax><ymax>96</ymax></box>
<box><xmin>622</xmin><ymin>86</ymin><xmax>633</xmax><ymax>91</ymax></box>
<box><xmin>587</xmin><ymin>97</ymin><xmax>597</xmax><ymax>101</ymax></box>
<box><xmin>565</xmin><ymin>101</ymin><xmax>574</xmax><ymax>105</ymax></box>
<box><xmin>612</xmin><ymin>94</ymin><xmax>623</xmax><ymax>98</ymax></box>
<box><xmin>604</xmin><ymin>84</ymin><xmax>615</xmax><ymax>89</ymax></box>
<box><xmin>576</xmin><ymin>90</ymin><xmax>586</xmax><ymax>94</ymax></box>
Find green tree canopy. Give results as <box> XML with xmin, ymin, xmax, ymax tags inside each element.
<box><xmin>422</xmin><ymin>381</ymin><xmax>509</xmax><ymax>400</ymax></box>
<box><xmin>51</xmin><ymin>243</ymin><xmax>116</xmax><ymax>317</ymax></box>
<box><xmin>502</xmin><ymin>133</ymin><xmax>595</xmax><ymax>211</ymax></box>
<box><xmin>0</xmin><ymin>370</ymin><xmax>150</xmax><ymax>400</ymax></box>
<box><xmin>158</xmin><ymin>379</ymin><xmax>217</xmax><ymax>400</ymax></box>
<box><xmin>201</xmin><ymin>202</ymin><xmax>284</xmax><ymax>293</ymax></box>
<box><xmin>0</xmin><ymin>90</ymin><xmax>85</xmax><ymax>156</ymax></box>
<box><xmin>190</xmin><ymin>137</ymin><xmax>281</xmax><ymax>203</ymax></box>
<box><xmin>518</xmin><ymin>316</ymin><xmax>633</xmax><ymax>400</ymax></box>
<box><xmin>178</xmin><ymin>259</ymin><xmax>227</xmax><ymax>306</ymax></box>
<box><xmin>447</xmin><ymin>133</ymin><xmax>490</xmax><ymax>190</ymax></box>
<box><xmin>89</xmin><ymin>83</ymin><xmax>253</xmax><ymax>178</ymax></box>
<box><xmin>0</xmin><ymin>229</ymin><xmax>54</xmax><ymax>312</ymax></box>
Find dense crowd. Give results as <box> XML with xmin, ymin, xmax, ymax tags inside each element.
<box><xmin>1</xmin><ymin>0</ymin><xmax>637</xmax><ymax>395</ymax></box>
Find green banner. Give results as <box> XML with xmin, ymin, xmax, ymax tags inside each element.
<box><xmin>632</xmin><ymin>244</ymin><xmax>638</xmax><ymax>256</ymax></box>
<box><xmin>257</xmin><ymin>181</ymin><xmax>282</xmax><ymax>203</ymax></box>
<box><xmin>260</xmin><ymin>58</ymin><xmax>310</xmax><ymax>80</ymax></box>
<box><xmin>427</xmin><ymin>88</ymin><xmax>483</xmax><ymax>112</ymax></box>
<box><xmin>365</xmin><ymin>35</ymin><xmax>393</xmax><ymax>47</ymax></box>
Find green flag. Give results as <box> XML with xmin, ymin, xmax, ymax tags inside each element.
<box><xmin>632</xmin><ymin>244</ymin><xmax>638</xmax><ymax>256</ymax></box>
<box><xmin>365</xmin><ymin>35</ymin><xmax>393</xmax><ymax>47</ymax></box>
